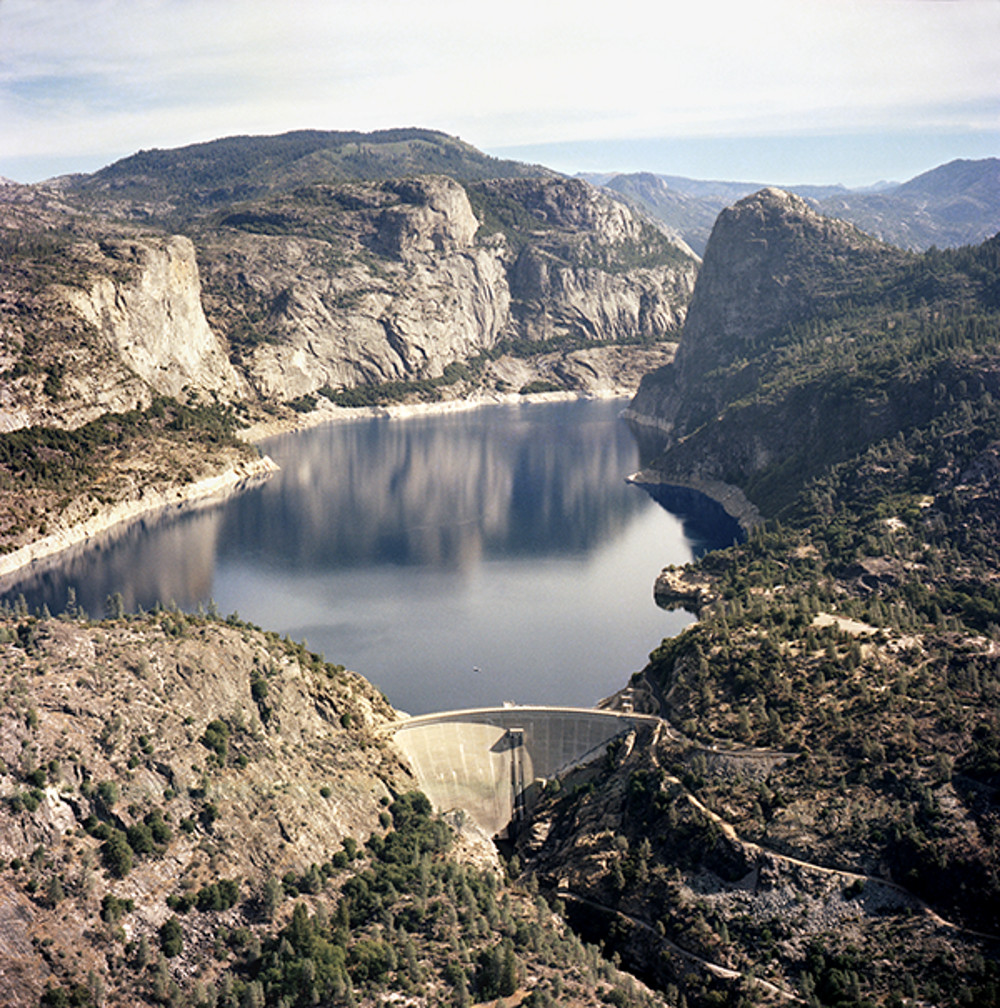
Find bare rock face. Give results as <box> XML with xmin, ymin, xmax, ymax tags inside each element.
<box><xmin>2</xmin><ymin>166</ymin><xmax>698</xmax><ymax>428</ymax></box>
<box><xmin>0</xmin><ymin>194</ymin><xmax>245</xmax><ymax>432</ymax></box>
<box><xmin>652</xmin><ymin>565</ymin><xmax>719</xmax><ymax>611</ymax></box>
<box><xmin>494</xmin><ymin>177</ymin><xmax>696</xmax><ymax>346</ymax></box>
<box><xmin>202</xmin><ymin>174</ymin><xmax>697</xmax><ymax>401</ymax></box>
<box><xmin>210</xmin><ymin>177</ymin><xmax>511</xmax><ymax>398</ymax></box>
<box><xmin>486</xmin><ymin>343</ymin><xmax>677</xmax><ymax>396</ymax></box>
<box><xmin>373</xmin><ymin>176</ymin><xmax>480</xmax><ymax>259</ymax></box>
<box><xmin>57</xmin><ymin>235</ymin><xmax>244</xmax><ymax>401</ymax></box>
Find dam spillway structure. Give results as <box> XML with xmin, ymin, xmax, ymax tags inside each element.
<box><xmin>388</xmin><ymin>706</ymin><xmax>659</xmax><ymax>837</ymax></box>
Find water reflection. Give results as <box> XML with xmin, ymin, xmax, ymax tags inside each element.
<box><xmin>1</xmin><ymin>399</ymin><xmax>739</xmax><ymax>712</ymax></box>
<box><xmin>224</xmin><ymin>401</ymin><xmax>654</xmax><ymax>570</ymax></box>
<box><xmin>0</xmin><ymin>502</ymin><xmax>227</xmax><ymax>618</ymax></box>
<box><xmin>636</xmin><ymin>483</ymin><xmax>742</xmax><ymax>556</ymax></box>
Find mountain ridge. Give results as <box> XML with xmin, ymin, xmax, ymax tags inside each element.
<box><xmin>4</xmin><ymin>130</ymin><xmax>1000</xmax><ymax>1007</ymax></box>
<box><xmin>2</xmin><ymin>131</ymin><xmax>698</xmax><ymax>436</ymax></box>
<box><xmin>595</xmin><ymin>156</ymin><xmax>1000</xmax><ymax>255</ymax></box>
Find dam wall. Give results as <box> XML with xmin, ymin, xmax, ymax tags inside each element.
<box><xmin>390</xmin><ymin>706</ymin><xmax>658</xmax><ymax>836</ymax></box>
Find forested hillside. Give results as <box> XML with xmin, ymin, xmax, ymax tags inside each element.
<box><xmin>513</xmin><ymin>191</ymin><xmax>1000</xmax><ymax>1006</ymax></box>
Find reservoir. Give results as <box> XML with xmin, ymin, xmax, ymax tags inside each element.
<box><xmin>1</xmin><ymin>398</ymin><xmax>738</xmax><ymax>714</ymax></box>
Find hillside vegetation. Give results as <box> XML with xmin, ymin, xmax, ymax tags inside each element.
<box><xmin>511</xmin><ymin>191</ymin><xmax>1000</xmax><ymax>1006</ymax></box>
<box><xmin>0</xmin><ymin>608</ymin><xmax>664</xmax><ymax>1008</ymax></box>
<box><xmin>5</xmin><ymin>135</ymin><xmax>1000</xmax><ymax>1007</ymax></box>
<box><xmin>66</xmin><ymin>128</ymin><xmax>550</xmax><ymax>223</ymax></box>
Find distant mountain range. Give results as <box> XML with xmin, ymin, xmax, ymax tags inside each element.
<box><xmin>585</xmin><ymin>157</ymin><xmax>1000</xmax><ymax>255</ymax></box>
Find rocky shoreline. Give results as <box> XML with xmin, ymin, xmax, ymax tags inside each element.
<box><xmin>0</xmin><ymin>455</ymin><xmax>278</xmax><ymax>583</ymax></box>
<box><xmin>0</xmin><ymin>388</ymin><xmax>625</xmax><ymax>589</ymax></box>
<box><xmin>626</xmin><ymin>467</ymin><xmax>762</xmax><ymax>534</ymax></box>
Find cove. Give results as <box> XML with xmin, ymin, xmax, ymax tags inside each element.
<box><xmin>1</xmin><ymin>398</ymin><xmax>739</xmax><ymax>714</ymax></box>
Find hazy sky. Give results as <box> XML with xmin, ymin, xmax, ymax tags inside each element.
<box><xmin>2</xmin><ymin>0</ymin><xmax>998</xmax><ymax>185</ymax></box>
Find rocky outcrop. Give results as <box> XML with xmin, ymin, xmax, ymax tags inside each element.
<box><xmin>494</xmin><ymin>177</ymin><xmax>695</xmax><ymax>346</ymax></box>
<box><xmin>623</xmin><ymin>189</ymin><xmax>910</xmax><ymax>515</ymax></box>
<box><xmin>627</xmin><ymin>188</ymin><xmax>898</xmax><ymax>440</ymax></box>
<box><xmin>486</xmin><ymin>342</ymin><xmax>677</xmax><ymax>395</ymax></box>
<box><xmin>373</xmin><ymin>176</ymin><xmax>480</xmax><ymax>258</ymax></box>
<box><xmin>210</xmin><ymin>177</ymin><xmax>513</xmax><ymax>398</ymax></box>
<box><xmin>652</xmin><ymin>565</ymin><xmax>719</xmax><ymax>611</ymax></box>
<box><xmin>56</xmin><ymin>235</ymin><xmax>244</xmax><ymax>402</ymax></box>
<box><xmin>0</xmin><ymin>202</ymin><xmax>246</xmax><ymax>432</ymax></box>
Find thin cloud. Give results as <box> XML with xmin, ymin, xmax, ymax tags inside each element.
<box><xmin>1</xmin><ymin>0</ymin><xmax>997</xmax><ymax>180</ymax></box>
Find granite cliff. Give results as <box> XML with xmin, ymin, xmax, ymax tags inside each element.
<box><xmin>0</xmin><ymin>187</ymin><xmax>243</xmax><ymax>432</ymax></box>
<box><xmin>196</xmin><ymin>174</ymin><xmax>512</xmax><ymax>398</ymax></box>
<box><xmin>192</xmin><ymin>173</ymin><xmax>695</xmax><ymax>400</ymax></box>
<box><xmin>2</xmin><ymin>132</ymin><xmax>697</xmax><ymax>435</ymax></box>
<box><xmin>624</xmin><ymin>187</ymin><xmax>945</xmax><ymax>517</ymax></box>
<box><xmin>626</xmin><ymin>188</ymin><xmax>902</xmax><ymax>440</ymax></box>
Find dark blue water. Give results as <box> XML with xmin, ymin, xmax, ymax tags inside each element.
<box><xmin>0</xmin><ymin>399</ymin><xmax>738</xmax><ymax>714</ymax></box>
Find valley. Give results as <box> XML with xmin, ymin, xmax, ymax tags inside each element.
<box><xmin>2</xmin><ymin>128</ymin><xmax>1000</xmax><ymax>1007</ymax></box>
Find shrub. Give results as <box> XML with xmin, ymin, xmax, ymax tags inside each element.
<box><xmin>160</xmin><ymin>916</ymin><xmax>183</xmax><ymax>957</ymax></box>
<box><xmin>125</xmin><ymin>823</ymin><xmax>156</xmax><ymax>856</ymax></box>
<box><xmin>26</xmin><ymin>768</ymin><xmax>47</xmax><ymax>788</ymax></box>
<box><xmin>101</xmin><ymin>830</ymin><xmax>133</xmax><ymax>878</ymax></box>
<box><xmin>96</xmin><ymin>780</ymin><xmax>119</xmax><ymax>812</ymax></box>
<box><xmin>196</xmin><ymin>878</ymin><xmax>240</xmax><ymax>912</ymax></box>
<box><xmin>101</xmin><ymin>894</ymin><xmax>135</xmax><ymax>924</ymax></box>
<box><xmin>201</xmin><ymin>719</ymin><xmax>230</xmax><ymax>760</ymax></box>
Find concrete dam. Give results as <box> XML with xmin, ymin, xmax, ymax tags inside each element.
<box><xmin>389</xmin><ymin>706</ymin><xmax>659</xmax><ymax>836</ymax></box>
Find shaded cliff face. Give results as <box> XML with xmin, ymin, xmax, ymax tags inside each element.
<box><xmin>628</xmin><ymin>188</ymin><xmax>903</xmax><ymax>440</ymax></box>
<box><xmin>621</xmin><ymin>188</ymin><xmax>1000</xmax><ymax>515</ymax></box>
<box><xmin>674</xmin><ymin>190</ymin><xmax>891</xmax><ymax>377</ymax></box>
